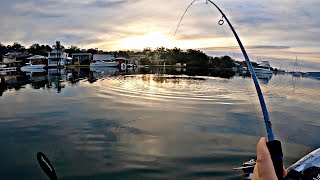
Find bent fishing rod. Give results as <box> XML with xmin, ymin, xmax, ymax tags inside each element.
<box><xmin>175</xmin><ymin>1</ymin><xmax>284</xmax><ymax>179</ymax></box>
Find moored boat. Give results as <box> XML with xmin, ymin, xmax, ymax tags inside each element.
<box><xmin>242</xmin><ymin>67</ymin><xmax>248</xmax><ymax>74</ymax></box>
<box><xmin>21</xmin><ymin>63</ymin><xmax>46</xmax><ymax>71</ymax></box>
<box><xmin>90</xmin><ymin>60</ymin><xmax>118</xmax><ymax>67</ymax></box>
<box><xmin>254</xmin><ymin>61</ymin><xmax>273</xmax><ymax>74</ymax></box>
<box><xmin>126</xmin><ymin>63</ymin><xmax>137</xmax><ymax>68</ymax></box>
<box><xmin>0</xmin><ymin>67</ymin><xmax>17</xmax><ymax>72</ymax></box>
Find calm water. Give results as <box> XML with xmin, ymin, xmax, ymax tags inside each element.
<box><xmin>0</xmin><ymin>68</ymin><xmax>319</xmax><ymax>179</ymax></box>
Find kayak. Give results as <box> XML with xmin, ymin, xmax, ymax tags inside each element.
<box><xmin>234</xmin><ymin>148</ymin><xmax>320</xmax><ymax>180</ymax></box>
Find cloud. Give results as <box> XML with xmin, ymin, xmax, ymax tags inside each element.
<box><xmin>88</xmin><ymin>0</ymin><xmax>135</xmax><ymax>8</ymax></box>
<box><xmin>0</xmin><ymin>0</ymin><xmax>319</xmax><ymax>71</ymax></box>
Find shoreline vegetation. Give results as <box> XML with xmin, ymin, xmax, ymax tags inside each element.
<box><xmin>0</xmin><ymin>42</ymin><xmax>268</xmax><ymax>71</ymax></box>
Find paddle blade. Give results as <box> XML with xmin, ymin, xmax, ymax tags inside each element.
<box><xmin>37</xmin><ymin>152</ymin><xmax>57</xmax><ymax>180</ymax></box>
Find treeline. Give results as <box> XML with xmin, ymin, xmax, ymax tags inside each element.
<box><xmin>1</xmin><ymin>42</ymin><xmax>243</xmax><ymax>69</ymax></box>
<box><xmin>152</xmin><ymin>47</ymin><xmax>236</xmax><ymax>68</ymax></box>
<box><xmin>0</xmin><ymin>42</ymin><xmax>133</xmax><ymax>60</ymax></box>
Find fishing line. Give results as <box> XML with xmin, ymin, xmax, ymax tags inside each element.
<box><xmin>221</xmin><ymin>23</ymin><xmax>262</xmax><ymax>123</ymax></box>
<box><xmin>204</xmin><ymin>3</ymin><xmax>262</xmax><ymax>122</ymax></box>
<box><xmin>174</xmin><ymin>0</ymin><xmax>197</xmax><ymax>36</ymax></box>
<box><xmin>205</xmin><ymin>3</ymin><xmax>237</xmax><ymax>58</ymax></box>
<box><xmin>175</xmin><ymin>2</ymin><xmax>285</xmax><ymax>179</ymax></box>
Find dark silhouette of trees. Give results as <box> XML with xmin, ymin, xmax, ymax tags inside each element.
<box><xmin>210</xmin><ymin>56</ymin><xmax>235</xmax><ymax>69</ymax></box>
<box><xmin>52</xmin><ymin>43</ymin><xmax>65</xmax><ymax>50</ymax></box>
<box><xmin>158</xmin><ymin>47</ymin><xmax>210</xmax><ymax>67</ymax></box>
<box><xmin>29</xmin><ymin>44</ymin><xmax>52</xmax><ymax>56</ymax></box>
<box><xmin>10</xmin><ymin>42</ymin><xmax>26</xmax><ymax>52</ymax></box>
<box><xmin>86</xmin><ymin>48</ymin><xmax>99</xmax><ymax>54</ymax></box>
<box><xmin>0</xmin><ymin>43</ymin><xmax>8</xmax><ymax>61</ymax></box>
<box><xmin>65</xmin><ymin>45</ymin><xmax>81</xmax><ymax>56</ymax></box>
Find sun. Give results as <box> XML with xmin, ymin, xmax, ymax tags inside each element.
<box><xmin>116</xmin><ymin>32</ymin><xmax>175</xmax><ymax>50</ymax></box>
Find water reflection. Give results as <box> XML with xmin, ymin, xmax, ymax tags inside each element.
<box><xmin>0</xmin><ymin>67</ymin><xmax>320</xmax><ymax>179</ymax></box>
<box><xmin>1</xmin><ymin>67</ymin><xmax>319</xmax><ymax>97</ymax></box>
<box><xmin>0</xmin><ymin>67</ymin><xmax>234</xmax><ymax>96</ymax></box>
<box><xmin>256</xmin><ymin>73</ymin><xmax>273</xmax><ymax>84</ymax></box>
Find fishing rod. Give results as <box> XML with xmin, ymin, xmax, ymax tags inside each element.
<box><xmin>175</xmin><ymin>1</ymin><xmax>284</xmax><ymax>179</ymax></box>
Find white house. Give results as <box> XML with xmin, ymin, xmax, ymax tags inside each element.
<box><xmin>47</xmin><ymin>49</ymin><xmax>69</xmax><ymax>67</ymax></box>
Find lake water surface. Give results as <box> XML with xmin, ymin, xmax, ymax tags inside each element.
<box><xmin>0</xmin><ymin>68</ymin><xmax>319</xmax><ymax>179</ymax></box>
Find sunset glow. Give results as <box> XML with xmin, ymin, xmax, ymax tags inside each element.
<box><xmin>0</xmin><ymin>0</ymin><xmax>319</xmax><ymax>70</ymax></box>
<box><xmin>116</xmin><ymin>32</ymin><xmax>175</xmax><ymax>50</ymax></box>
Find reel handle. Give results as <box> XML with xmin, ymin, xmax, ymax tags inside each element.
<box><xmin>267</xmin><ymin>140</ymin><xmax>284</xmax><ymax>180</ymax></box>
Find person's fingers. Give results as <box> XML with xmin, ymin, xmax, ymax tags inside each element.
<box><xmin>283</xmin><ymin>166</ymin><xmax>287</xmax><ymax>177</ymax></box>
<box><xmin>254</xmin><ymin>137</ymin><xmax>278</xmax><ymax>180</ymax></box>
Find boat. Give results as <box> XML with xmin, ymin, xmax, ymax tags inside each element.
<box><xmin>90</xmin><ymin>60</ymin><xmax>118</xmax><ymax>67</ymax></box>
<box><xmin>0</xmin><ymin>67</ymin><xmax>17</xmax><ymax>72</ymax></box>
<box><xmin>293</xmin><ymin>72</ymin><xmax>302</xmax><ymax>77</ymax></box>
<box><xmin>242</xmin><ymin>67</ymin><xmax>248</xmax><ymax>74</ymax></box>
<box><xmin>22</xmin><ymin>68</ymin><xmax>46</xmax><ymax>73</ymax></box>
<box><xmin>276</xmin><ymin>69</ymin><xmax>286</xmax><ymax>74</ymax></box>
<box><xmin>0</xmin><ymin>64</ymin><xmax>7</xmax><ymax>68</ymax></box>
<box><xmin>21</xmin><ymin>63</ymin><xmax>46</xmax><ymax>71</ymax></box>
<box><xmin>234</xmin><ymin>148</ymin><xmax>320</xmax><ymax>180</ymax></box>
<box><xmin>292</xmin><ymin>56</ymin><xmax>302</xmax><ymax>77</ymax></box>
<box><xmin>126</xmin><ymin>63</ymin><xmax>137</xmax><ymax>68</ymax></box>
<box><xmin>254</xmin><ymin>61</ymin><xmax>273</xmax><ymax>74</ymax></box>
<box><xmin>21</xmin><ymin>55</ymin><xmax>47</xmax><ymax>72</ymax></box>
<box><xmin>276</xmin><ymin>64</ymin><xmax>286</xmax><ymax>74</ymax></box>
<box><xmin>120</xmin><ymin>63</ymin><xmax>126</xmax><ymax>70</ymax></box>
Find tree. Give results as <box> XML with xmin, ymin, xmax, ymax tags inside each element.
<box><xmin>220</xmin><ymin>56</ymin><xmax>235</xmax><ymax>68</ymax></box>
<box><xmin>65</xmin><ymin>45</ymin><xmax>81</xmax><ymax>56</ymax></box>
<box><xmin>140</xmin><ymin>58</ymin><xmax>150</xmax><ymax>65</ymax></box>
<box><xmin>7</xmin><ymin>42</ymin><xmax>25</xmax><ymax>52</ymax></box>
<box><xmin>155</xmin><ymin>47</ymin><xmax>166</xmax><ymax>54</ymax></box>
<box><xmin>0</xmin><ymin>43</ymin><xmax>8</xmax><ymax>61</ymax></box>
<box><xmin>28</xmin><ymin>44</ymin><xmax>51</xmax><ymax>56</ymax></box>
<box><xmin>210</xmin><ymin>55</ymin><xmax>235</xmax><ymax>69</ymax></box>
<box><xmin>86</xmin><ymin>48</ymin><xmax>98</xmax><ymax>54</ymax></box>
<box><xmin>12</xmin><ymin>42</ymin><xmax>25</xmax><ymax>52</ymax></box>
<box><xmin>172</xmin><ymin>47</ymin><xmax>181</xmax><ymax>53</ymax></box>
<box><xmin>29</xmin><ymin>44</ymin><xmax>40</xmax><ymax>55</ymax></box>
<box><xmin>52</xmin><ymin>43</ymin><xmax>65</xmax><ymax>50</ymax></box>
<box><xmin>117</xmin><ymin>51</ymin><xmax>130</xmax><ymax>58</ymax></box>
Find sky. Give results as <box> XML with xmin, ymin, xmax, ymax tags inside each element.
<box><xmin>0</xmin><ymin>0</ymin><xmax>319</xmax><ymax>71</ymax></box>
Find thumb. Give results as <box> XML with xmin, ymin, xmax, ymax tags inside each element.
<box><xmin>253</xmin><ymin>137</ymin><xmax>278</xmax><ymax>180</ymax></box>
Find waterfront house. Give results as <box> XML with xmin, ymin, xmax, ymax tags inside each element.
<box><xmin>71</xmin><ymin>53</ymin><xmax>92</xmax><ymax>65</ymax></box>
<box><xmin>26</xmin><ymin>55</ymin><xmax>48</xmax><ymax>65</ymax></box>
<box><xmin>47</xmin><ymin>49</ymin><xmax>68</xmax><ymax>67</ymax></box>
<box><xmin>2</xmin><ymin>53</ymin><xmax>15</xmax><ymax>64</ymax></box>
<box><xmin>2</xmin><ymin>52</ymin><xmax>31</xmax><ymax>67</ymax></box>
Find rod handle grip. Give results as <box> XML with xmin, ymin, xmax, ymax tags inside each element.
<box><xmin>267</xmin><ymin>140</ymin><xmax>284</xmax><ymax>180</ymax></box>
